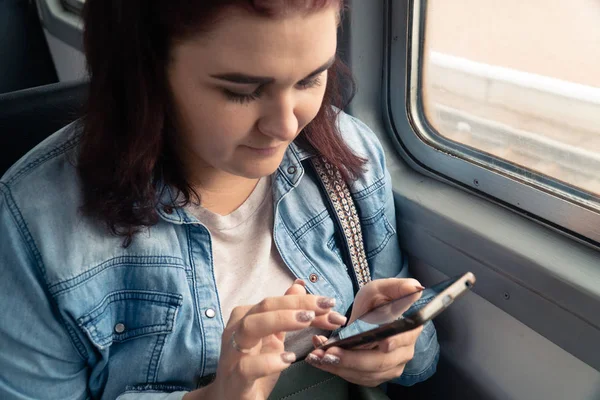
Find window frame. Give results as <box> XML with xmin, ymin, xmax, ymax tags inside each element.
<box><xmin>346</xmin><ymin>0</ymin><xmax>600</xmax><ymax>374</ymax></box>
<box><xmin>37</xmin><ymin>0</ymin><xmax>83</xmax><ymax>51</ymax></box>
<box><xmin>384</xmin><ymin>0</ymin><xmax>600</xmax><ymax>248</ymax></box>
<box><xmin>60</xmin><ymin>0</ymin><xmax>85</xmax><ymax>15</ymax></box>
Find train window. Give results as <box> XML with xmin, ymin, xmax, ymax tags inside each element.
<box><xmin>387</xmin><ymin>0</ymin><xmax>600</xmax><ymax>244</ymax></box>
<box><xmin>420</xmin><ymin>0</ymin><xmax>600</xmax><ymax>195</ymax></box>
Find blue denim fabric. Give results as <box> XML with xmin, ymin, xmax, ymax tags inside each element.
<box><xmin>0</xmin><ymin>111</ymin><xmax>439</xmax><ymax>399</ymax></box>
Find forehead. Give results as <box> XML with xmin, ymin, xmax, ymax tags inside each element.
<box><xmin>172</xmin><ymin>7</ymin><xmax>339</xmax><ymax>79</ymax></box>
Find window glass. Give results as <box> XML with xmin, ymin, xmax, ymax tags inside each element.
<box><xmin>421</xmin><ymin>0</ymin><xmax>600</xmax><ymax>195</ymax></box>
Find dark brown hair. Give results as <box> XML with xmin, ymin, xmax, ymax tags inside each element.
<box><xmin>79</xmin><ymin>0</ymin><xmax>365</xmax><ymax>246</ymax></box>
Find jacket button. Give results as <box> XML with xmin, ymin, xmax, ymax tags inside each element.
<box><xmin>114</xmin><ymin>323</ymin><xmax>126</xmax><ymax>334</ymax></box>
<box><xmin>205</xmin><ymin>309</ymin><xmax>216</xmax><ymax>318</ymax></box>
<box><xmin>163</xmin><ymin>206</ymin><xmax>174</xmax><ymax>214</ymax></box>
<box><xmin>309</xmin><ymin>274</ymin><xmax>319</xmax><ymax>283</ymax></box>
<box><xmin>287</xmin><ymin>166</ymin><xmax>297</xmax><ymax>174</ymax></box>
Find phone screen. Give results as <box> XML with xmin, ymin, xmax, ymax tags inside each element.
<box><xmin>319</xmin><ymin>273</ymin><xmax>474</xmax><ymax>350</ymax></box>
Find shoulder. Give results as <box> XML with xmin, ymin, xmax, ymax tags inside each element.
<box><xmin>0</xmin><ymin>122</ymin><xmax>113</xmax><ymax>284</ymax></box>
<box><xmin>0</xmin><ymin>122</ymin><xmax>183</xmax><ymax>290</ymax></box>
<box><xmin>335</xmin><ymin>111</ymin><xmax>389</xmax><ymax>199</ymax></box>
<box><xmin>336</xmin><ymin>110</ymin><xmax>387</xmax><ymax>169</ymax></box>
<box><xmin>333</xmin><ymin>112</ymin><xmax>402</xmax><ymax>277</ymax></box>
<box><xmin>0</xmin><ymin>122</ymin><xmax>84</xmax><ymax>235</ymax></box>
<box><xmin>1</xmin><ymin>122</ymin><xmax>84</xmax><ymax>234</ymax></box>
<box><xmin>1</xmin><ymin>120</ymin><xmax>82</xmax><ymax>193</ymax></box>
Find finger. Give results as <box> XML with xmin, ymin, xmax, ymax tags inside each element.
<box><xmin>227</xmin><ymin>305</ymin><xmax>254</xmax><ymax>327</ymax></box>
<box><xmin>306</xmin><ymin>343</ymin><xmax>416</xmax><ymax>373</ymax></box>
<box><xmin>284</xmin><ymin>280</ymin><xmax>307</xmax><ymax>296</ymax></box>
<box><xmin>294</xmin><ymin>278</ymin><xmax>307</xmax><ymax>287</ymax></box>
<box><xmin>311</xmin><ymin>334</ymin><xmax>376</xmax><ymax>351</ymax></box>
<box><xmin>247</xmin><ymin>295</ymin><xmax>337</xmax><ymax>316</ymax></box>
<box><xmin>378</xmin><ymin>325</ymin><xmax>424</xmax><ymax>353</ymax></box>
<box><xmin>274</xmin><ymin>332</ymin><xmax>286</xmax><ymax>342</ymax></box>
<box><xmin>235</xmin><ymin>351</ymin><xmax>297</xmax><ymax>381</ymax></box>
<box><xmin>235</xmin><ymin>309</ymin><xmax>317</xmax><ymax>350</ymax></box>
<box><xmin>309</xmin><ymin>312</ymin><xmax>347</xmax><ymax>331</ymax></box>
<box><xmin>312</xmin><ymin>334</ymin><xmax>328</xmax><ymax>349</ymax></box>
<box><xmin>278</xmin><ymin>280</ymin><xmax>308</xmax><ymax>342</ymax></box>
<box><xmin>261</xmin><ymin>333</ymin><xmax>286</xmax><ymax>353</ymax></box>
<box><xmin>372</xmin><ymin>278</ymin><xmax>424</xmax><ymax>302</ymax></box>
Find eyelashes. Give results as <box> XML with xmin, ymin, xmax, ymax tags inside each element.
<box><xmin>224</xmin><ymin>89</ymin><xmax>262</xmax><ymax>104</ymax></box>
<box><xmin>297</xmin><ymin>75</ymin><xmax>324</xmax><ymax>90</ymax></box>
<box><xmin>224</xmin><ymin>75</ymin><xmax>324</xmax><ymax>105</ymax></box>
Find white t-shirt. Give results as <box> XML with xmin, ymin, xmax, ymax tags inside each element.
<box><xmin>188</xmin><ymin>176</ymin><xmax>324</xmax><ymax>356</ymax></box>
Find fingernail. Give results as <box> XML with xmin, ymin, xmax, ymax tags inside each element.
<box><xmin>317</xmin><ymin>297</ymin><xmax>336</xmax><ymax>309</ymax></box>
<box><xmin>327</xmin><ymin>312</ymin><xmax>347</xmax><ymax>326</ymax></box>
<box><xmin>296</xmin><ymin>310</ymin><xmax>316</xmax><ymax>322</ymax></box>
<box><xmin>281</xmin><ymin>352</ymin><xmax>296</xmax><ymax>363</ymax></box>
<box><xmin>416</xmin><ymin>285</ymin><xmax>426</xmax><ymax>290</ymax></box>
<box><xmin>305</xmin><ymin>353</ymin><xmax>321</xmax><ymax>364</ymax></box>
<box><xmin>294</xmin><ymin>279</ymin><xmax>306</xmax><ymax>287</ymax></box>
<box><xmin>322</xmin><ymin>354</ymin><xmax>341</xmax><ymax>365</ymax></box>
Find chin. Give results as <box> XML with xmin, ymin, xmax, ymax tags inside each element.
<box><xmin>233</xmin><ymin>160</ymin><xmax>282</xmax><ymax>180</ymax></box>
<box><xmin>242</xmin><ymin>166</ymin><xmax>280</xmax><ymax>179</ymax></box>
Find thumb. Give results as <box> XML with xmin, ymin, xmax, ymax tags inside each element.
<box><xmin>372</xmin><ymin>278</ymin><xmax>424</xmax><ymax>300</ymax></box>
<box><xmin>350</xmin><ymin>278</ymin><xmax>424</xmax><ymax>323</ymax></box>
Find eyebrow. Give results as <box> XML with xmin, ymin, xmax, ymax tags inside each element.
<box><xmin>210</xmin><ymin>55</ymin><xmax>336</xmax><ymax>85</ymax></box>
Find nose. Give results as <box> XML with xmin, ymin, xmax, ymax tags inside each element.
<box><xmin>257</xmin><ymin>92</ymin><xmax>299</xmax><ymax>142</ymax></box>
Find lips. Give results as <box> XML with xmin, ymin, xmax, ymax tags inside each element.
<box><xmin>248</xmin><ymin>146</ymin><xmax>278</xmax><ymax>151</ymax></box>
<box><xmin>245</xmin><ymin>144</ymin><xmax>280</xmax><ymax>151</ymax></box>
<box><xmin>243</xmin><ymin>144</ymin><xmax>281</xmax><ymax>157</ymax></box>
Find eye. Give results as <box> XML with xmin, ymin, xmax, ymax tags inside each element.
<box><xmin>223</xmin><ymin>87</ymin><xmax>263</xmax><ymax>104</ymax></box>
<box><xmin>223</xmin><ymin>73</ymin><xmax>324</xmax><ymax>104</ymax></box>
<box><xmin>297</xmin><ymin>75</ymin><xmax>323</xmax><ymax>90</ymax></box>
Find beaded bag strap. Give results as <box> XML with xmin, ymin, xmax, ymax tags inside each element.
<box><xmin>311</xmin><ymin>156</ymin><xmax>371</xmax><ymax>290</ymax></box>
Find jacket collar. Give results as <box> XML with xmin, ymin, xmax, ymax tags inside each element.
<box><xmin>156</xmin><ymin>142</ymin><xmax>316</xmax><ymax>224</ymax></box>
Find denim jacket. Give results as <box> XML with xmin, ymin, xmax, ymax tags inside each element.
<box><xmin>0</xmin><ymin>111</ymin><xmax>439</xmax><ymax>399</ymax></box>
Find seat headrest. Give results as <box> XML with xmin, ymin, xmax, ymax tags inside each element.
<box><xmin>0</xmin><ymin>81</ymin><xmax>88</xmax><ymax>176</ymax></box>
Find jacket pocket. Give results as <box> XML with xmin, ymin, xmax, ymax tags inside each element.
<box><xmin>361</xmin><ymin>209</ymin><xmax>396</xmax><ymax>260</ymax></box>
<box><xmin>77</xmin><ymin>290</ymin><xmax>183</xmax><ymax>350</ymax></box>
<box><xmin>327</xmin><ymin>235</ymin><xmax>345</xmax><ymax>264</ymax></box>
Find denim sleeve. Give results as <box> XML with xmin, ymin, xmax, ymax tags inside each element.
<box><xmin>0</xmin><ymin>185</ymin><xmax>189</xmax><ymax>400</ymax></box>
<box><xmin>381</xmin><ymin>166</ymin><xmax>440</xmax><ymax>386</ymax></box>
<box><xmin>347</xmin><ymin>117</ymin><xmax>441</xmax><ymax>386</ymax></box>
<box><xmin>389</xmin><ymin>292</ymin><xmax>440</xmax><ymax>386</ymax></box>
<box><xmin>381</xmin><ymin>156</ymin><xmax>440</xmax><ymax>386</ymax></box>
<box><xmin>0</xmin><ymin>185</ymin><xmax>89</xmax><ymax>399</ymax></box>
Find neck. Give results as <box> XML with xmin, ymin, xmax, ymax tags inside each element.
<box><xmin>190</xmin><ymin>168</ymin><xmax>261</xmax><ymax>216</ymax></box>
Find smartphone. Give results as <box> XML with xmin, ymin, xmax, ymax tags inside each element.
<box><xmin>318</xmin><ymin>272</ymin><xmax>476</xmax><ymax>351</ymax></box>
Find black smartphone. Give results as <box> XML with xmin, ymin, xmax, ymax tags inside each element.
<box><xmin>318</xmin><ymin>272</ymin><xmax>476</xmax><ymax>350</ymax></box>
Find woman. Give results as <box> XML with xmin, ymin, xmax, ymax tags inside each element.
<box><xmin>0</xmin><ymin>1</ymin><xmax>439</xmax><ymax>399</ymax></box>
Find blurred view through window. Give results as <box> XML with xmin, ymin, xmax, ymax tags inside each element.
<box><xmin>421</xmin><ymin>0</ymin><xmax>600</xmax><ymax>195</ymax></box>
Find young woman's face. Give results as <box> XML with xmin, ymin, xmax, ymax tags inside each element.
<box><xmin>168</xmin><ymin>7</ymin><xmax>339</xmax><ymax>181</ymax></box>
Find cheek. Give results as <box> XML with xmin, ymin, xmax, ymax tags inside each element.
<box><xmin>177</xmin><ymin>90</ymin><xmax>255</xmax><ymax>154</ymax></box>
<box><xmin>297</xmin><ymin>83</ymin><xmax>328</xmax><ymax>130</ymax></box>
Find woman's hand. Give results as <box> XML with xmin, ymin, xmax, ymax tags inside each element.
<box><xmin>187</xmin><ymin>280</ymin><xmax>346</xmax><ymax>400</ymax></box>
<box><xmin>305</xmin><ymin>278</ymin><xmax>425</xmax><ymax>387</ymax></box>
